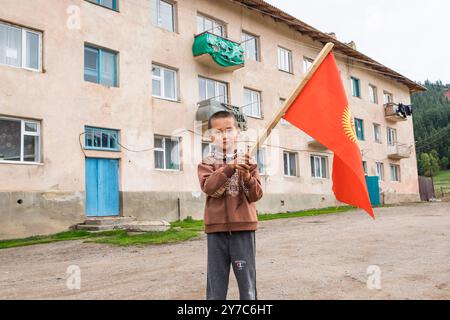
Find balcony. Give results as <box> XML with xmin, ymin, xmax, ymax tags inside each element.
<box><xmin>387</xmin><ymin>143</ymin><xmax>412</xmax><ymax>160</ymax></box>
<box><xmin>384</xmin><ymin>103</ymin><xmax>409</xmax><ymax>122</ymax></box>
<box><xmin>307</xmin><ymin>136</ymin><xmax>328</xmax><ymax>150</ymax></box>
<box><xmin>192</xmin><ymin>32</ymin><xmax>245</xmax><ymax>72</ymax></box>
<box><xmin>196</xmin><ymin>99</ymin><xmax>248</xmax><ymax>133</ymax></box>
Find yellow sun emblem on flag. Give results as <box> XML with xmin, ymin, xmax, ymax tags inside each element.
<box><xmin>342</xmin><ymin>106</ymin><xmax>358</xmax><ymax>144</ymax></box>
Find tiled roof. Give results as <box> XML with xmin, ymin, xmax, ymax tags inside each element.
<box><xmin>231</xmin><ymin>0</ymin><xmax>426</xmax><ymax>92</ymax></box>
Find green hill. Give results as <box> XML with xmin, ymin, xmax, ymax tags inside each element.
<box><xmin>411</xmin><ymin>81</ymin><xmax>450</xmax><ymax>174</ymax></box>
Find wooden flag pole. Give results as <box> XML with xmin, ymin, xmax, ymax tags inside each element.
<box><xmin>249</xmin><ymin>42</ymin><xmax>335</xmax><ymax>157</ymax></box>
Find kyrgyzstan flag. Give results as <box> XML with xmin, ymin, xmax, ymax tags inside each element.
<box><xmin>283</xmin><ymin>50</ymin><xmax>375</xmax><ymax>219</ymax></box>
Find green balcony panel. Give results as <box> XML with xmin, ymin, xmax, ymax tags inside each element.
<box><xmin>193</xmin><ymin>32</ymin><xmax>245</xmax><ymax>71</ymax></box>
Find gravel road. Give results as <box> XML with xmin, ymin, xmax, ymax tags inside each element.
<box><xmin>0</xmin><ymin>202</ymin><xmax>449</xmax><ymax>300</ymax></box>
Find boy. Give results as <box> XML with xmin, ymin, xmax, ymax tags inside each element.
<box><xmin>197</xmin><ymin>110</ymin><xmax>263</xmax><ymax>300</ymax></box>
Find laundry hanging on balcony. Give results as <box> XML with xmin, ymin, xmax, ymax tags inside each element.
<box><xmin>192</xmin><ymin>32</ymin><xmax>245</xmax><ymax>71</ymax></box>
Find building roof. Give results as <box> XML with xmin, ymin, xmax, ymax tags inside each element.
<box><xmin>231</xmin><ymin>0</ymin><xmax>426</xmax><ymax>93</ymax></box>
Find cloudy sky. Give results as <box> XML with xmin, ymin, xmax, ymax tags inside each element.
<box><xmin>265</xmin><ymin>0</ymin><xmax>450</xmax><ymax>84</ymax></box>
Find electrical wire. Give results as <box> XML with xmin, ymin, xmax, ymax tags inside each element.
<box><xmin>100</xmin><ymin>0</ymin><xmax>417</xmax><ymax>85</ymax></box>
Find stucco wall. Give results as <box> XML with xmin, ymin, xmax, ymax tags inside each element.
<box><xmin>0</xmin><ymin>0</ymin><xmax>420</xmax><ymax>239</ymax></box>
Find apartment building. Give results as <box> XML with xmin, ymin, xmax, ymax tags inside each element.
<box><xmin>0</xmin><ymin>0</ymin><xmax>425</xmax><ymax>239</ymax></box>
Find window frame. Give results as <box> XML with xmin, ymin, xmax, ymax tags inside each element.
<box><xmin>376</xmin><ymin>162</ymin><xmax>385</xmax><ymax>181</ymax></box>
<box><xmin>0</xmin><ymin>21</ymin><xmax>43</xmax><ymax>72</ymax></box>
<box><xmin>387</xmin><ymin>127</ymin><xmax>397</xmax><ymax>146</ymax></box>
<box><xmin>243</xmin><ymin>87</ymin><xmax>262</xmax><ymax>119</ymax></box>
<box><xmin>277</xmin><ymin>46</ymin><xmax>293</xmax><ymax>74</ymax></box>
<box><xmin>196</xmin><ymin>13</ymin><xmax>226</xmax><ymax>37</ymax></box>
<box><xmin>256</xmin><ymin>147</ymin><xmax>266</xmax><ymax>176</ymax></box>
<box><xmin>241</xmin><ymin>31</ymin><xmax>260</xmax><ymax>61</ymax></box>
<box><xmin>198</xmin><ymin>76</ymin><xmax>228</xmax><ymax>104</ymax></box>
<box><xmin>86</xmin><ymin>0</ymin><xmax>118</xmax><ymax>11</ymax></box>
<box><xmin>0</xmin><ymin>116</ymin><xmax>41</xmax><ymax>164</ymax></box>
<box><xmin>351</xmin><ymin>76</ymin><xmax>361</xmax><ymax>98</ymax></box>
<box><xmin>383</xmin><ymin>91</ymin><xmax>393</xmax><ymax>104</ymax></box>
<box><xmin>362</xmin><ymin>161</ymin><xmax>368</xmax><ymax>176</ymax></box>
<box><xmin>152</xmin><ymin>64</ymin><xmax>178</xmax><ymax>101</ymax></box>
<box><xmin>84</xmin><ymin>44</ymin><xmax>119</xmax><ymax>87</ymax></box>
<box><xmin>369</xmin><ymin>84</ymin><xmax>378</xmax><ymax>104</ymax></box>
<box><xmin>84</xmin><ymin>126</ymin><xmax>120</xmax><ymax>152</ymax></box>
<box><xmin>355</xmin><ymin>118</ymin><xmax>365</xmax><ymax>141</ymax></box>
<box><xmin>154</xmin><ymin>135</ymin><xmax>181</xmax><ymax>171</ymax></box>
<box><xmin>390</xmin><ymin>164</ymin><xmax>401</xmax><ymax>182</ymax></box>
<box><xmin>283</xmin><ymin>151</ymin><xmax>297</xmax><ymax>177</ymax></box>
<box><xmin>373</xmin><ymin>123</ymin><xmax>382</xmax><ymax>143</ymax></box>
<box><xmin>152</xmin><ymin>0</ymin><xmax>177</xmax><ymax>33</ymax></box>
<box><xmin>310</xmin><ymin>154</ymin><xmax>329</xmax><ymax>179</ymax></box>
<box><xmin>303</xmin><ymin>57</ymin><xmax>313</xmax><ymax>74</ymax></box>
<box><xmin>201</xmin><ymin>141</ymin><xmax>216</xmax><ymax>159</ymax></box>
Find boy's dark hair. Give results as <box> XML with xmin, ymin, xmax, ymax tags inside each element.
<box><xmin>208</xmin><ymin>110</ymin><xmax>238</xmax><ymax>130</ymax></box>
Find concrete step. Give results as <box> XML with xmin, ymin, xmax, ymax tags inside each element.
<box><xmin>84</xmin><ymin>216</ymin><xmax>136</xmax><ymax>226</ymax></box>
<box><xmin>124</xmin><ymin>220</ymin><xmax>170</xmax><ymax>232</ymax></box>
<box><xmin>76</xmin><ymin>224</ymin><xmax>123</xmax><ymax>231</ymax></box>
<box><xmin>76</xmin><ymin>218</ymin><xmax>170</xmax><ymax>232</ymax></box>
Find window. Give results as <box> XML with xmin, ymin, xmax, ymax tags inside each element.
<box><xmin>387</xmin><ymin>127</ymin><xmax>397</xmax><ymax>146</ymax></box>
<box><xmin>383</xmin><ymin>91</ymin><xmax>393</xmax><ymax>104</ymax></box>
<box><xmin>241</xmin><ymin>32</ymin><xmax>259</xmax><ymax>61</ymax></box>
<box><xmin>303</xmin><ymin>57</ymin><xmax>313</xmax><ymax>74</ymax></box>
<box><xmin>198</xmin><ymin>77</ymin><xmax>228</xmax><ymax>103</ymax></box>
<box><xmin>376</xmin><ymin>162</ymin><xmax>385</xmax><ymax>181</ymax></box>
<box><xmin>0</xmin><ymin>22</ymin><xmax>42</xmax><ymax>71</ymax></box>
<box><xmin>243</xmin><ymin>88</ymin><xmax>262</xmax><ymax>118</ymax></box>
<box><xmin>283</xmin><ymin>151</ymin><xmax>297</xmax><ymax>177</ymax></box>
<box><xmin>310</xmin><ymin>155</ymin><xmax>329</xmax><ymax>179</ymax></box>
<box><xmin>86</xmin><ymin>0</ymin><xmax>118</xmax><ymax>10</ymax></box>
<box><xmin>152</xmin><ymin>0</ymin><xmax>176</xmax><ymax>32</ymax></box>
<box><xmin>390</xmin><ymin>164</ymin><xmax>401</xmax><ymax>182</ymax></box>
<box><xmin>278</xmin><ymin>47</ymin><xmax>292</xmax><ymax>73</ymax></box>
<box><xmin>154</xmin><ymin>135</ymin><xmax>180</xmax><ymax>170</ymax></box>
<box><xmin>351</xmin><ymin>77</ymin><xmax>361</xmax><ymax>98</ymax></box>
<box><xmin>85</xmin><ymin>126</ymin><xmax>119</xmax><ymax>151</ymax></box>
<box><xmin>152</xmin><ymin>64</ymin><xmax>177</xmax><ymax>100</ymax></box>
<box><xmin>279</xmin><ymin>98</ymin><xmax>290</xmax><ymax>125</ymax></box>
<box><xmin>201</xmin><ymin>141</ymin><xmax>216</xmax><ymax>159</ymax></box>
<box><xmin>355</xmin><ymin>118</ymin><xmax>365</xmax><ymax>141</ymax></box>
<box><xmin>0</xmin><ymin>117</ymin><xmax>40</xmax><ymax>163</ymax></box>
<box><xmin>197</xmin><ymin>14</ymin><xmax>225</xmax><ymax>37</ymax></box>
<box><xmin>369</xmin><ymin>84</ymin><xmax>378</xmax><ymax>103</ymax></box>
<box><xmin>84</xmin><ymin>45</ymin><xmax>118</xmax><ymax>87</ymax></box>
<box><xmin>257</xmin><ymin>148</ymin><xmax>266</xmax><ymax>175</ymax></box>
<box><xmin>362</xmin><ymin>161</ymin><xmax>368</xmax><ymax>176</ymax></box>
<box><xmin>373</xmin><ymin>123</ymin><xmax>381</xmax><ymax>143</ymax></box>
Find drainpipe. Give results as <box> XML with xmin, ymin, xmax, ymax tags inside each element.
<box><xmin>177</xmin><ymin>197</ymin><xmax>181</xmax><ymax>221</ymax></box>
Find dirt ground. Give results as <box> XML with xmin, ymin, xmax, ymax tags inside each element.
<box><xmin>0</xmin><ymin>202</ymin><xmax>449</xmax><ymax>300</ymax></box>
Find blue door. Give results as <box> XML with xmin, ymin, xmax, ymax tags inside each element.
<box><xmin>365</xmin><ymin>176</ymin><xmax>381</xmax><ymax>206</ymax></box>
<box><xmin>85</xmin><ymin>158</ymin><xmax>119</xmax><ymax>217</ymax></box>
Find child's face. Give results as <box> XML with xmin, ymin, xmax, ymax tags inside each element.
<box><xmin>209</xmin><ymin>117</ymin><xmax>239</xmax><ymax>153</ymax></box>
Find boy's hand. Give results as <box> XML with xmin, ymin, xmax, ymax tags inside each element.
<box><xmin>235</xmin><ymin>154</ymin><xmax>256</xmax><ymax>182</ymax></box>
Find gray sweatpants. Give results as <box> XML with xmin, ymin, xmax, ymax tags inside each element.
<box><xmin>206</xmin><ymin>231</ymin><xmax>257</xmax><ymax>300</ymax></box>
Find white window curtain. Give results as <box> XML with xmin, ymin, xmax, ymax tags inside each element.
<box><xmin>0</xmin><ymin>23</ymin><xmax>22</xmax><ymax>67</ymax></box>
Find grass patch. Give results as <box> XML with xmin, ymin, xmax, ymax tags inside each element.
<box><xmin>434</xmin><ymin>170</ymin><xmax>450</xmax><ymax>196</ymax></box>
<box><xmin>0</xmin><ymin>205</ymin><xmax>366</xmax><ymax>249</ymax></box>
<box><xmin>0</xmin><ymin>230</ymin><xmax>124</xmax><ymax>250</ymax></box>
<box><xmin>257</xmin><ymin>206</ymin><xmax>356</xmax><ymax>221</ymax></box>
<box><xmin>90</xmin><ymin>229</ymin><xmax>200</xmax><ymax>246</ymax></box>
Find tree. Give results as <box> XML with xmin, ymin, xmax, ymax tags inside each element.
<box><xmin>441</xmin><ymin>156</ymin><xmax>449</xmax><ymax>170</ymax></box>
<box><xmin>419</xmin><ymin>152</ymin><xmax>441</xmax><ymax>177</ymax></box>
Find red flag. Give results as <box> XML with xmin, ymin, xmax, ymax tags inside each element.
<box><xmin>283</xmin><ymin>51</ymin><xmax>375</xmax><ymax>219</ymax></box>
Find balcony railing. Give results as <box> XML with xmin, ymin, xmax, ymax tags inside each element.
<box><xmin>384</xmin><ymin>103</ymin><xmax>409</xmax><ymax>122</ymax></box>
<box><xmin>196</xmin><ymin>99</ymin><xmax>248</xmax><ymax>133</ymax></box>
<box><xmin>192</xmin><ymin>32</ymin><xmax>245</xmax><ymax>71</ymax></box>
<box><xmin>387</xmin><ymin>142</ymin><xmax>412</xmax><ymax>160</ymax></box>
